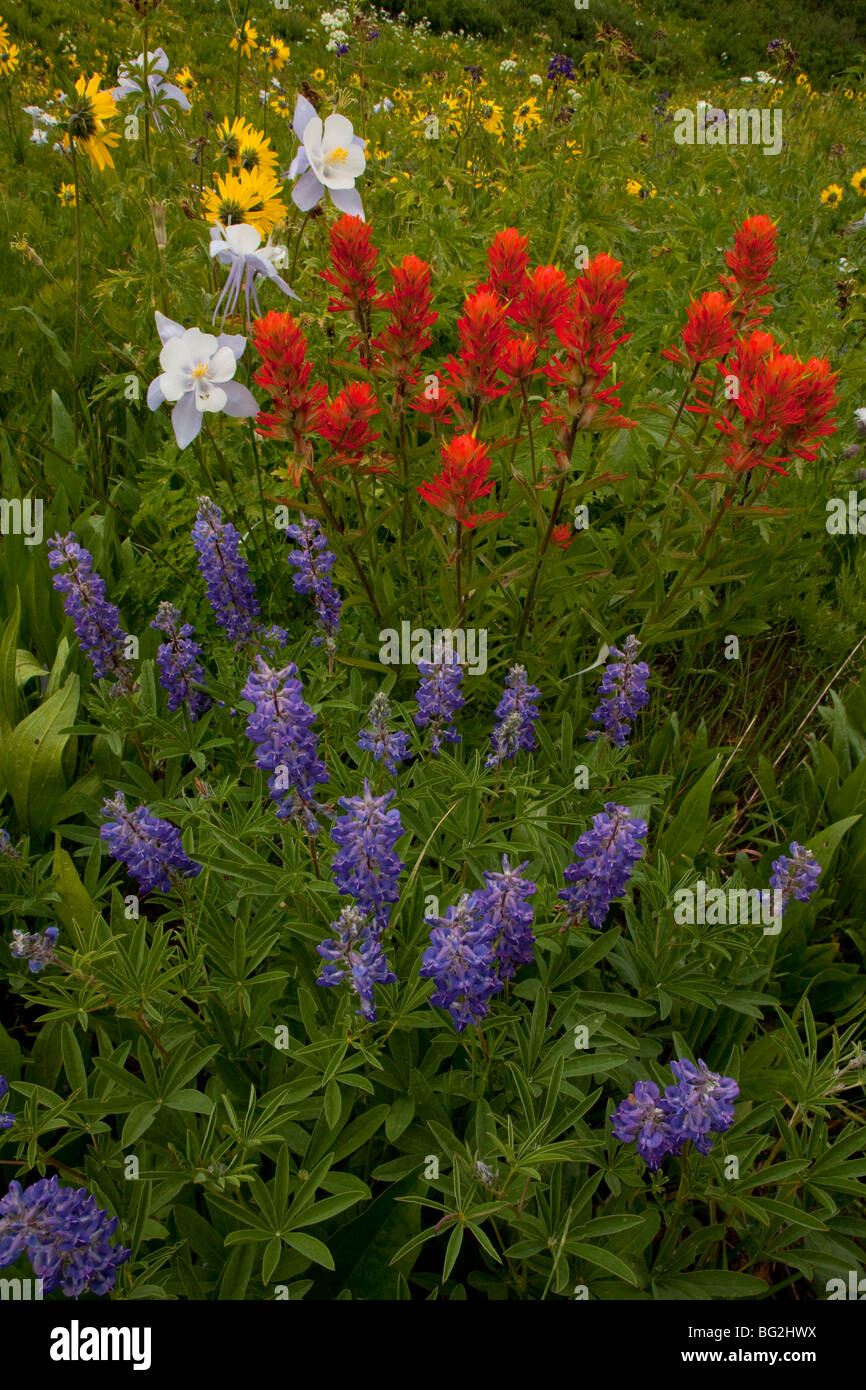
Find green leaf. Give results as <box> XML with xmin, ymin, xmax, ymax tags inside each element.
<box><xmin>283</xmin><ymin>1231</ymin><xmax>335</xmax><ymax>1270</ymax></box>
<box><xmin>61</xmin><ymin>1023</ymin><xmax>88</xmax><ymax>1096</ymax></box>
<box><xmin>660</xmin><ymin>758</ymin><xmax>721</xmax><ymax>864</ymax></box>
<box><xmin>5</xmin><ymin>675</ymin><xmax>80</xmax><ymax>835</ymax></box>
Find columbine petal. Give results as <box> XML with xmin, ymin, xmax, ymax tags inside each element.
<box><xmin>146</xmin><ymin>377</ymin><xmax>165</xmax><ymax>410</ymax></box>
<box><xmin>220</xmin><ymin>381</ymin><xmax>259</xmax><ymax>417</ymax></box>
<box><xmin>207</xmin><ymin>345</ymin><xmax>239</xmax><ymax>383</ymax></box>
<box><xmin>286</xmin><ymin>147</ymin><xmax>309</xmax><ymax>180</ymax></box>
<box><xmin>217</xmin><ymin>333</ymin><xmax>246</xmax><ymax>359</ymax></box>
<box><xmin>322</xmin><ymin>113</ymin><xmax>355</xmax><ymax>148</ymax></box>
<box><xmin>154</xmin><ymin>310</ymin><xmax>185</xmax><ymax>345</ymax></box>
<box><xmin>225</xmin><ymin>224</ymin><xmax>262</xmax><ymax>256</ymax></box>
<box><xmin>195</xmin><ymin>382</ymin><xmax>228</xmax><ymax>413</ymax></box>
<box><xmin>292</xmin><ymin>166</ymin><xmax>324</xmax><ymax>212</ymax></box>
<box><xmin>293</xmin><ymin>96</ymin><xmax>318</xmax><ymax>142</ymax></box>
<box><xmin>158</xmin><ymin>369</ymin><xmax>192</xmax><ymax>402</ymax></box>
<box><xmin>328</xmin><ymin>185</ymin><xmax>365</xmax><ymax>219</ymax></box>
<box><xmin>171</xmin><ymin>393</ymin><xmax>202</xmax><ymax>449</ymax></box>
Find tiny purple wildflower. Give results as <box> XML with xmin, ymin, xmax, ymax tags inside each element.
<box><xmin>47</xmin><ymin>534</ymin><xmax>135</xmax><ymax>694</ymax></box>
<box><xmin>316</xmin><ymin>905</ymin><xmax>396</xmax><ymax>1023</ymax></box>
<box><xmin>559</xmin><ymin>802</ymin><xmax>647</xmax><ymax>928</ymax></box>
<box><xmin>100</xmin><ymin>793</ymin><xmax>201</xmax><ymax>895</ymax></box>
<box><xmin>0</xmin><ymin>1176</ymin><xmax>129</xmax><ymax>1298</ymax></box>
<box><xmin>486</xmin><ymin>664</ymin><xmax>541</xmax><ymax>769</ymax></box>
<box><xmin>587</xmin><ymin>635</ymin><xmax>649</xmax><ymax>748</ymax></box>
<box><xmin>242</xmin><ymin>655</ymin><xmax>329</xmax><ymax>832</ymax></box>
<box><xmin>769</xmin><ymin>842</ymin><xmax>822</xmax><ymax>913</ymax></box>
<box><xmin>414</xmin><ymin>653</ymin><xmax>465</xmax><ymax>755</ymax></box>
<box><xmin>151</xmin><ymin>602</ymin><xmax>211</xmax><ymax>721</ymax></box>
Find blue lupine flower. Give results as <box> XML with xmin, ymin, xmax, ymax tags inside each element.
<box><xmin>414</xmin><ymin>653</ymin><xmax>466</xmax><ymax>755</ymax></box>
<box><xmin>48</xmin><ymin>534</ymin><xmax>135</xmax><ymax>694</ymax></box>
<box><xmin>357</xmin><ymin>691</ymin><xmax>411</xmax><ymax>774</ymax></box>
<box><xmin>611</xmin><ymin>1080</ymin><xmax>679</xmax><ymax>1171</ymax></box>
<box><xmin>0</xmin><ymin>1176</ymin><xmax>130</xmax><ymax>1298</ymax></box>
<box><xmin>285</xmin><ymin>514</ymin><xmax>342</xmax><ymax>655</ymax></box>
<box><xmin>191</xmin><ymin>496</ymin><xmax>261</xmax><ymax>645</ymax></box>
<box><xmin>662</xmin><ymin>1059</ymin><xmax>739</xmax><ymax>1156</ymax></box>
<box><xmin>151</xmin><ymin>602</ymin><xmax>211</xmax><ymax>721</ymax></box>
<box><xmin>242</xmin><ymin>655</ymin><xmax>329</xmax><ymax>832</ymax></box>
<box><xmin>485</xmin><ymin>664</ymin><xmax>541</xmax><ymax>769</ymax></box>
<box><xmin>0</xmin><ymin>829</ymin><xmax>18</xmax><ymax>859</ymax></box>
<box><xmin>475</xmin><ymin>855</ymin><xmax>536</xmax><ymax>980</ymax></box>
<box><xmin>559</xmin><ymin>803</ymin><xmax>647</xmax><ymax>928</ymax></box>
<box><xmin>0</xmin><ymin>1077</ymin><xmax>14</xmax><ymax>1130</ymax></box>
<box><xmin>316</xmin><ymin>905</ymin><xmax>396</xmax><ymax>1023</ymax></box>
<box><xmin>587</xmin><ymin>635</ymin><xmax>649</xmax><ymax>747</ymax></box>
<box><xmin>10</xmin><ymin>926</ymin><xmax>59</xmax><ymax>974</ymax></box>
<box><xmin>769</xmin><ymin>842</ymin><xmax>822</xmax><ymax>913</ymax></box>
<box><xmin>209</xmin><ymin>223</ymin><xmax>297</xmax><ymax>331</ymax></box>
<box><xmin>331</xmin><ymin>780</ymin><xmax>404</xmax><ymax>928</ymax></box>
<box><xmin>420</xmin><ymin>894</ymin><xmax>502</xmax><ymax>1032</ymax></box>
<box><xmin>547</xmin><ymin>54</ymin><xmax>575</xmax><ymax>86</ymax></box>
<box><xmin>100</xmin><ymin>794</ymin><xmax>201</xmax><ymax>895</ymax></box>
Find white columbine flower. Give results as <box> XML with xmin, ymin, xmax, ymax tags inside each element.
<box><xmin>146</xmin><ymin>312</ymin><xmax>257</xmax><ymax>450</ymax></box>
<box><xmin>287</xmin><ymin>95</ymin><xmax>366</xmax><ymax>219</ymax></box>
<box><xmin>209</xmin><ymin>223</ymin><xmax>297</xmax><ymax>329</ymax></box>
<box><xmin>113</xmin><ymin>49</ymin><xmax>191</xmax><ymax>132</ymax></box>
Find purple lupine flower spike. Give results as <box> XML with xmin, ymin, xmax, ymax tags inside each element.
<box><xmin>420</xmin><ymin>894</ymin><xmax>502</xmax><ymax>1032</ymax></box>
<box><xmin>151</xmin><ymin>602</ymin><xmax>211</xmax><ymax>721</ymax></box>
<box><xmin>47</xmin><ymin>533</ymin><xmax>135</xmax><ymax>695</ymax></box>
<box><xmin>611</xmin><ymin>1081</ymin><xmax>678</xmax><ymax>1171</ymax></box>
<box><xmin>316</xmin><ymin>905</ymin><xmax>396</xmax><ymax>1023</ymax></box>
<box><xmin>100</xmin><ymin>793</ymin><xmax>201</xmax><ymax>895</ymax></box>
<box><xmin>486</xmin><ymin>665</ymin><xmax>541</xmax><ymax>769</ymax></box>
<box><xmin>547</xmin><ymin>53</ymin><xmax>575</xmax><ymax>86</ymax></box>
<box><xmin>0</xmin><ymin>1176</ymin><xmax>130</xmax><ymax>1298</ymax></box>
<box><xmin>0</xmin><ymin>1076</ymin><xmax>15</xmax><ymax>1130</ymax></box>
<box><xmin>414</xmin><ymin>652</ymin><xmax>466</xmax><ymax>755</ymax></box>
<box><xmin>559</xmin><ymin>802</ymin><xmax>647</xmax><ymax>928</ymax></box>
<box><xmin>474</xmin><ymin>855</ymin><xmax>536</xmax><ymax>980</ymax></box>
<box><xmin>769</xmin><ymin>842</ymin><xmax>821</xmax><ymax>914</ymax></box>
<box><xmin>661</xmin><ymin>1059</ymin><xmax>739</xmax><ymax>1156</ymax></box>
<box><xmin>285</xmin><ymin>514</ymin><xmax>342</xmax><ymax>657</ymax></box>
<box><xmin>10</xmin><ymin>926</ymin><xmax>59</xmax><ymax>974</ymax></box>
<box><xmin>357</xmin><ymin>692</ymin><xmax>411</xmax><ymax>775</ymax></box>
<box><xmin>611</xmin><ymin>1059</ymin><xmax>739</xmax><ymax>1171</ymax></box>
<box><xmin>242</xmin><ymin>655</ymin><xmax>329</xmax><ymax>832</ymax></box>
<box><xmin>330</xmin><ymin>780</ymin><xmax>404</xmax><ymax>928</ymax></box>
<box><xmin>191</xmin><ymin>496</ymin><xmax>261</xmax><ymax>644</ymax></box>
<box><xmin>0</xmin><ymin>829</ymin><xmax>19</xmax><ymax>859</ymax></box>
<box><xmin>587</xmin><ymin>635</ymin><xmax>649</xmax><ymax>748</ymax></box>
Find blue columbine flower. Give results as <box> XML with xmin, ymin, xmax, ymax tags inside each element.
<box><xmin>242</xmin><ymin>655</ymin><xmax>329</xmax><ymax>832</ymax></box>
<box><xmin>48</xmin><ymin>534</ymin><xmax>135</xmax><ymax>695</ymax></box>
<box><xmin>151</xmin><ymin>602</ymin><xmax>211</xmax><ymax>721</ymax></box>
<box><xmin>769</xmin><ymin>842</ymin><xmax>822</xmax><ymax>913</ymax></box>
<box><xmin>0</xmin><ymin>1077</ymin><xmax>15</xmax><ymax>1130</ymax></box>
<box><xmin>474</xmin><ymin>855</ymin><xmax>536</xmax><ymax>980</ymax></box>
<box><xmin>420</xmin><ymin>894</ymin><xmax>502</xmax><ymax>1033</ymax></box>
<box><xmin>486</xmin><ymin>664</ymin><xmax>541</xmax><ymax>769</ymax></box>
<box><xmin>414</xmin><ymin>653</ymin><xmax>466</xmax><ymax>755</ymax></box>
<box><xmin>100</xmin><ymin>794</ymin><xmax>201</xmax><ymax>895</ymax></box>
<box><xmin>587</xmin><ymin>635</ymin><xmax>649</xmax><ymax>747</ymax></box>
<box><xmin>285</xmin><ymin>514</ymin><xmax>342</xmax><ymax>656</ymax></box>
<box><xmin>331</xmin><ymin>781</ymin><xmax>404</xmax><ymax>928</ymax></box>
<box><xmin>316</xmin><ymin>905</ymin><xmax>396</xmax><ymax>1023</ymax></box>
<box><xmin>559</xmin><ymin>803</ymin><xmax>647</xmax><ymax>928</ymax></box>
<box><xmin>0</xmin><ymin>1176</ymin><xmax>130</xmax><ymax>1298</ymax></box>
<box><xmin>357</xmin><ymin>691</ymin><xmax>411</xmax><ymax>774</ymax></box>
<box><xmin>10</xmin><ymin>926</ymin><xmax>59</xmax><ymax>974</ymax></box>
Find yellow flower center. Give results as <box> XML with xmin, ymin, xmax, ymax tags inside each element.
<box><xmin>329</xmin><ymin>146</ymin><xmax>349</xmax><ymax>164</ymax></box>
<box><xmin>191</xmin><ymin>363</ymin><xmax>209</xmax><ymax>379</ymax></box>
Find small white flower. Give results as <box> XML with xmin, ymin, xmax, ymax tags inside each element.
<box><xmin>528</xmin><ymin>73</ymin><xmax>542</xmax><ymax>87</ymax></box>
<box><xmin>740</xmin><ymin>76</ymin><xmax>754</xmax><ymax>83</ymax></box>
<box><xmin>854</xmin><ymin>407</ymin><xmax>866</xmax><ymax>437</ymax></box>
<box><xmin>30</xmin><ymin>127</ymin><xmax>49</xmax><ymax>145</ymax></box>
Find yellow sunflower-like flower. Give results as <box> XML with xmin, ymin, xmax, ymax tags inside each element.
<box><xmin>216</xmin><ymin>116</ymin><xmax>277</xmax><ymax>174</ymax></box>
<box><xmin>626</xmin><ymin>177</ymin><xmax>656</xmax><ymax>198</ymax></box>
<box><xmin>852</xmin><ymin>168</ymin><xmax>866</xmax><ymax>196</ymax></box>
<box><xmin>0</xmin><ymin>40</ymin><xmax>20</xmax><ymax>76</ymax></box>
<box><xmin>796</xmin><ymin>73</ymin><xmax>809</xmax><ymax>86</ymax></box>
<box><xmin>62</xmin><ymin>73</ymin><xmax>120</xmax><ymax>171</ymax></box>
<box><xmin>312</xmin><ymin>67</ymin><xmax>325</xmax><ymax>83</ymax></box>
<box><xmin>478</xmin><ymin>100</ymin><xmax>504</xmax><ymax>137</ymax></box>
<box><xmin>57</xmin><ymin>182</ymin><xmax>77</xmax><ymax>206</ymax></box>
<box><xmin>264</xmin><ymin>36</ymin><xmax>290</xmax><ymax>72</ymax></box>
<box><xmin>513</xmin><ymin>95</ymin><xmax>542</xmax><ymax>132</ymax></box>
<box><xmin>0</xmin><ymin>18</ymin><xmax>9</xmax><ymax>46</ymax></box>
<box><xmin>175</xmin><ymin>66</ymin><xmax>196</xmax><ymax>97</ymax></box>
<box><xmin>230</xmin><ymin>21</ymin><xmax>258</xmax><ymax>59</ymax></box>
<box><xmin>271</xmin><ymin>92</ymin><xmax>292</xmax><ymax>118</ymax></box>
<box><xmin>820</xmin><ymin>183</ymin><xmax>843</xmax><ymax>207</ymax></box>
<box><xmin>203</xmin><ymin>166</ymin><xmax>286</xmax><ymax>235</ymax></box>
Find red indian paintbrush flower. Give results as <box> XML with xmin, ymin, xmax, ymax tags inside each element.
<box><xmin>417</xmin><ymin>433</ymin><xmax>505</xmax><ymax>529</ymax></box>
<box><xmin>662</xmin><ymin>290</ymin><xmax>737</xmax><ymax>367</ymax></box>
<box><xmin>483</xmin><ymin>227</ymin><xmax>530</xmax><ymax>303</ymax></box>
<box><xmin>499</xmin><ymin>333</ymin><xmax>539</xmax><ymax>383</ymax></box>
<box><xmin>321</xmin><ymin>214</ymin><xmax>384</xmax><ymax>360</ymax></box>
<box><xmin>511</xmin><ymin>264</ymin><xmax>571</xmax><ymax>345</ymax></box>
<box><xmin>719</xmin><ymin>214</ymin><xmax>777</xmax><ymax>324</ymax></box>
<box><xmin>252</xmin><ymin>310</ymin><xmax>328</xmax><ymax>485</ymax></box>
<box><xmin>371</xmin><ymin>253</ymin><xmax>437</xmax><ymax>385</ymax></box>
<box><xmin>441</xmin><ymin>288</ymin><xmax>510</xmax><ymax>406</ymax></box>
<box><xmin>316</xmin><ymin>380</ymin><xmax>383</xmax><ymax>470</ymax></box>
<box><xmin>543</xmin><ymin>252</ymin><xmax>635</xmax><ymax>444</ymax></box>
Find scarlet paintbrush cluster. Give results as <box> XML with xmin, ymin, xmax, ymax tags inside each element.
<box><xmin>664</xmin><ymin>215</ymin><xmax>838</xmax><ymax>486</ymax></box>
